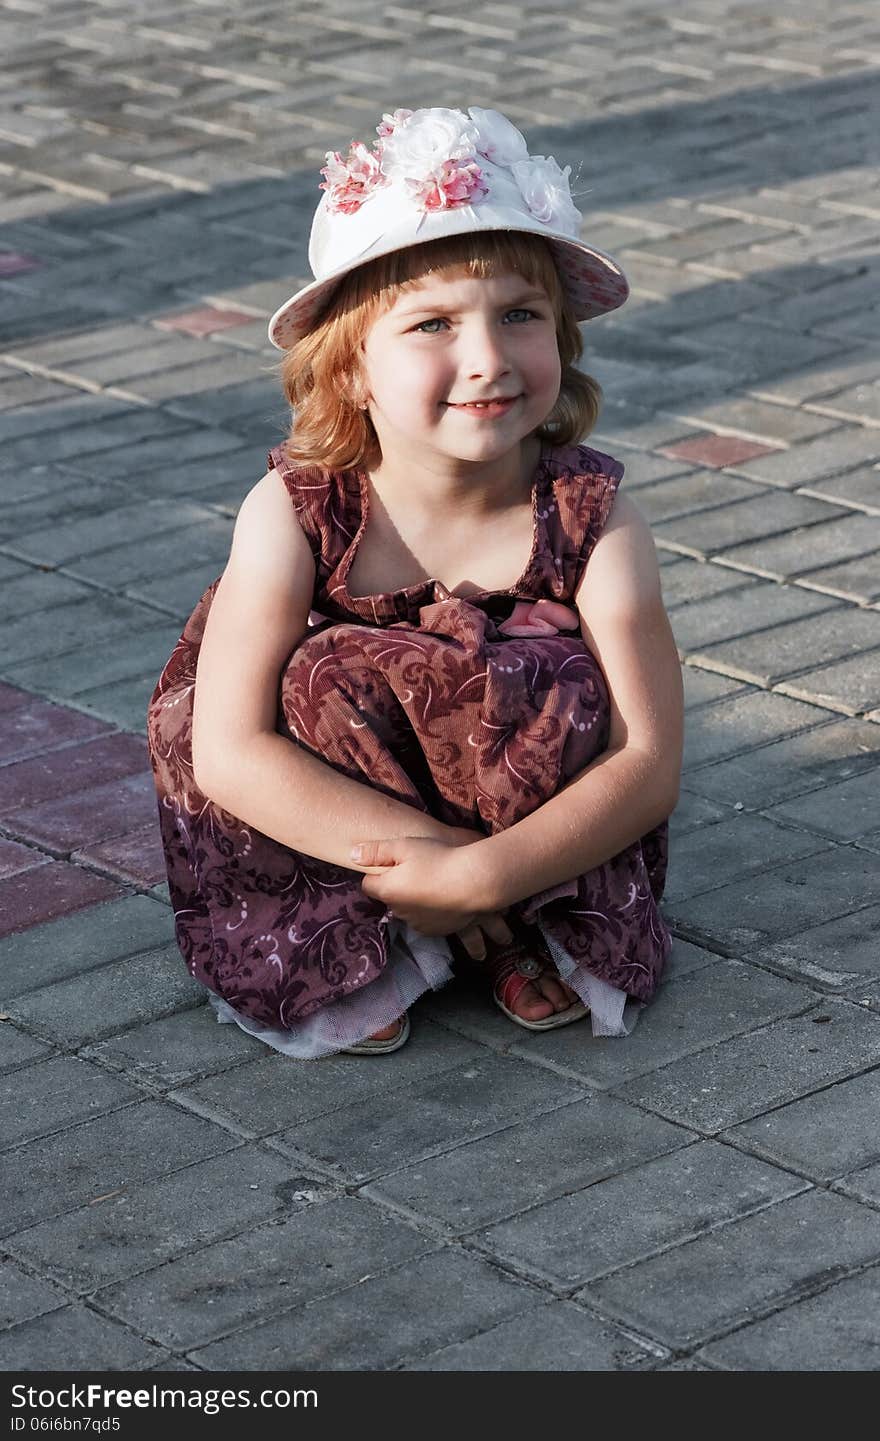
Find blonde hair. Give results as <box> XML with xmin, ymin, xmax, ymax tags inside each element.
<box><xmin>278</xmin><ymin>231</ymin><xmax>602</xmax><ymax>472</ymax></box>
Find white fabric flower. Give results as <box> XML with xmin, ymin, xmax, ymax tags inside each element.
<box><xmin>510</xmin><ymin>155</ymin><xmax>581</xmax><ymax>234</ymax></box>
<box><xmin>469</xmin><ymin>107</ymin><xmax>529</xmax><ymax>167</ymax></box>
<box><xmin>379</xmin><ymin>107</ymin><xmax>479</xmax><ymax>183</ymax></box>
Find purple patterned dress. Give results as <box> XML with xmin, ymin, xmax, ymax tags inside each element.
<box><xmin>147</xmin><ymin>439</ymin><xmax>672</xmax><ymax>1057</ymax></box>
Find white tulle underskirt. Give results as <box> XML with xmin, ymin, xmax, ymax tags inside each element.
<box><xmin>206</xmin><ymin>918</ymin><xmax>639</xmax><ymax>1060</ymax></box>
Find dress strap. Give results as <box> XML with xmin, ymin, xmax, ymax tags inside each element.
<box><xmin>537</xmin><ymin>442</ymin><xmax>624</xmax><ymax>602</ymax></box>
<box><xmin>266</xmin><ymin>444</ymin><xmax>359</xmax><ymax>591</ymax></box>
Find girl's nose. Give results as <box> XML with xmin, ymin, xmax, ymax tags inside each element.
<box><xmin>463</xmin><ymin>322</ymin><xmax>512</xmax><ymax>378</ymax></box>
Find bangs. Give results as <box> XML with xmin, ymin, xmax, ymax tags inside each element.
<box><xmin>336</xmin><ymin>231</ymin><xmax>565</xmax><ymax>325</ymax></box>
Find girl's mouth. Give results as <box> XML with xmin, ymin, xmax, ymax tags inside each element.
<box><xmin>446</xmin><ymin>397</ymin><xmax>519</xmax><ymax>418</ymax></box>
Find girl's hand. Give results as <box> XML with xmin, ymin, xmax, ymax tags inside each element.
<box><xmin>350</xmin><ymin>834</ymin><xmax>513</xmax><ymax>959</ymax></box>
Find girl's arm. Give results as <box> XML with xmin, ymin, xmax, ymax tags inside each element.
<box><xmin>464</xmin><ymin>490</ymin><xmax>684</xmax><ymax>913</ymax></box>
<box><xmin>191</xmin><ymin>470</ymin><xmax>452</xmax><ymax>870</ymax></box>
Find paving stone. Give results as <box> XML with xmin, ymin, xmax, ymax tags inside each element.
<box><xmin>775</xmin><ymin>649</ymin><xmax>880</xmax><ymax>716</ymax></box>
<box><xmin>173</xmin><ymin>1021</ymin><xmax>486</xmax><ymax>1142</ymax></box>
<box><xmin>839</xmin><ymin>1163</ymin><xmax>880</xmax><ymax>1206</ymax></box>
<box><xmin>7</xmin><ymin>498</ymin><xmax>214</xmax><ymax>567</ymax></box>
<box><xmin>750</xmin><ymin>904</ymin><xmax>880</xmax><ymax>991</ymax></box>
<box><xmin>681</xmin><ymin>718</ymin><xmax>880</xmax><ymax>808</ymax></box>
<box><xmin>660</xmin><ymin>560</ymin><xmax>751</xmax><ymax>611</ymax></box>
<box><xmin>404</xmin><ymin>1298</ymin><xmax>659</xmax><ymax>1370</ymax></box>
<box><xmin>800</xmin><ymin>464</ymin><xmax>880</xmax><ymax>511</ymax></box>
<box><xmin>65</xmin><ymin>428</ymin><xmax>252</xmax><ymax>484</ymax></box>
<box><xmin>664</xmin><ymin>815</ymin><xmax>828</xmax><ymax>904</ymax></box>
<box><xmin>717</xmin><ymin>512</ymin><xmax>880</xmax><ymax>580</ymax></box>
<box><xmin>74</xmin><ymin>822</ymin><xmax>168</xmax><ymax>887</ymax></box>
<box><xmin>126</xmin><ymin>561</ymin><xmax>225</xmax><ymax>617</ymax></box>
<box><xmin>7</xmin><ymin>770</ymin><xmax>156</xmax><ymax>852</ymax></box>
<box><xmin>1</xmin><ymin>1098</ymin><xmax>239</xmax><ymax>1236</ymax></box>
<box><xmin>510</xmin><ymin>962</ymin><xmax>816</xmax><ymax>1091</ymax></box>
<box><xmin>582</xmin><ymin>1190</ymin><xmax>880</xmax><ymax>1351</ymax></box>
<box><xmin>0</xmin><ymin>861</ymin><xmax>122</xmax><ymax>940</ymax></box>
<box><xmin>0</xmin><ymin>595</ymin><xmax>159</xmax><ymax>670</ymax></box>
<box><xmin>672</xmin><ymin>581</ymin><xmax>841</xmax><ymax>655</ymax></box>
<box><xmin>96</xmin><ymin>1193</ymin><xmax>431</xmax><ymax>1351</ymax></box>
<box><xmin>810</xmin><ymin>379</ymin><xmax>880</xmax><ymax>426</ymax></box>
<box><xmin>187</xmin><ymin>1248</ymin><xmax>540</xmax><ymax>1372</ymax></box>
<box><xmin>729</xmin><ymin>1069</ymin><xmax>880</xmax><ymax>1183</ymax></box>
<box><xmin>365</xmin><ymin>1094</ymin><xmax>692</xmax><ymax>1233</ymax></box>
<box><xmin>699</xmin><ymin>1265</ymin><xmax>880</xmax><ymax>1371</ymax></box>
<box><xmin>0</xmin><ymin>568</ymin><xmax>91</xmax><ymax>620</ymax></box>
<box><xmin>63</xmin><ymin>673</ymin><xmax>159</xmax><ymax>735</ymax></box>
<box><xmin>84</xmin><ymin>1002</ymin><xmax>264</xmax><ymax>1090</ymax></box>
<box><xmin>797</xmin><ymin>552</ymin><xmax>880</xmax><ymax>603</ymax></box>
<box><xmin>762</xmin><ymin>767</ymin><xmax>880</xmax><ymax>842</ymax></box>
<box><xmin>667</xmin><ymin>395</ymin><xmax>840</xmax><ymax>446</ymax></box>
<box><xmin>0</xmin><ymin>1024</ymin><xmax>53</xmax><ymax>1075</ymax></box>
<box><xmin>0</xmin><ymin>839</ymin><xmax>49</xmax><ymax>881</ymax></box>
<box><xmin>5</xmin><ymin>321</ymin><xmax>168</xmax><ymax>368</ymax></box>
<box><xmin>277</xmin><ymin>1051</ymin><xmax>590</xmax><ymax>1183</ymax></box>
<box><xmin>631</xmin><ymin>471</ymin><xmax>760</xmax><ymax>528</ymax></box>
<box><xmin>691</xmin><ymin>606</ymin><xmax>880</xmax><ymax>685</ymax></box>
<box><xmin>472</xmin><ymin>1140</ymin><xmax>803</xmax><ymax>1290</ymax></box>
<box><xmin>0</xmin><ymin>732</ymin><xmax>148</xmax><ymax>812</ymax></box>
<box><xmin>0</xmin><ymin>1303</ymin><xmax>165</xmax><ymax>1371</ymax></box>
<box><xmin>669</xmin><ymin>787</ymin><xmax>737</xmax><ymax>836</ymax></box>
<box><xmin>4</xmin><ymin>629</ymin><xmax>180</xmax><ymax>702</ymax></box>
<box><xmin>0</xmin><ymin>1054</ymin><xmax>140</xmax><ymax>1152</ymax></box>
<box><xmin>6</xmin><ymin>1143</ymin><xmax>309</xmax><ymax>1293</ymax></box>
<box><xmin>0</xmin><ymin>893</ymin><xmax>173</xmax><ymax>1000</ymax></box>
<box><xmin>0</xmin><ymin>693</ymin><xmax>110</xmax><ymax>764</ymax></box>
<box><xmin>63</xmin><ymin>516</ymin><xmax>233</xmax><ymax>588</ymax></box>
<box><xmin>616</xmin><ymin>1001</ymin><xmax>880</xmax><ymax>1133</ymax></box>
<box><xmin>661</xmin><ymin>434</ymin><xmax>780</xmax><ymax>469</ymax></box>
<box><xmin>681</xmin><ymin>688</ymin><xmax>826</xmax><ymax>770</ymax></box>
<box><xmin>0</xmin><ymin>1259</ymin><xmax>66</xmax><ymax>1331</ymax></box>
<box><xmin>3</xmin><ymin>408</ymin><xmax>189</xmax><ymax>468</ymax></box>
<box><xmin>681</xmin><ymin>667</ymin><xmax>748</xmax><ymax>710</ymax></box>
<box><xmin>667</xmin><ymin>844</ymin><xmax>880</xmax><ymax>951</ymax></box>
<box><xmin>733</xmin><ymin>431</ymin><xmax>880</xmax><ymax>488</ymax></box>
<box><xmin>6</xmin><ymin>943</ymin><xmax>204</xmax><ymax>1045</ymax></box>
<box><xmin>653</xmin><ymin>490</ymin><xmax>850</xmax><ymax>558</ymax></box>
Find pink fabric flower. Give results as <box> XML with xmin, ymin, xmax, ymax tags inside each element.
<box><xmin>376</xmin><ymin>108</ymin><xmax>414</xmax><ymax>140</ymax></box>
<box><xmin>407</xmin><ymin>158</ymin><xmax>488</xmax><ymax>211</ymax></box>
<box><xmin>320</xmin><ymin>141</ymin><xmax>385</xmax><ymax>214</ymax></box>
<box><xmin>497</xmin><ymin>599</ymin><xmax>580</xmax><ymax>637</ymax></box>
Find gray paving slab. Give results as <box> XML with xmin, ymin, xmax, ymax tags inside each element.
<box><xmin>5</xmin><ymin>1143</ymin><xmax>313</xmax><ymax>1294</ymax></box>
<box><xmin>681</xmin><ymin>666</ymin><xmax>748</xmax><ymax>710</ymax></box>
<box><xmin>681</xmin><ymin>718</ymin><xmax>880</xmax><ymax>809</ymax></box>
<box><xmin>698</xmin><ymin>1265</ymin><xmax>880</xmax><ymax>1371</ymax></box>
<box><xmin>471</xmin><ymin>1139</ymin><xmax>804</xmax><ymax>1291</ymax></box>
<box><xmin>616</xmin><ymin>1000</ymin><xmax>880</xmax><ymax>1133</ymax></box>
<box><xmin>751</xmin><ymin>904</ymin><xmax>880</xmax><ymax>991</ymax></box>
<box><xmin>728</xmin><ymin>1068</ymin><xmax>880</xmax><ymax>1183</ymax></box>
<box><xmin>0</xmin><ymin>894</ymin><xmax>174</xmax><ymax>1000</ymax></box>
<box><xmin>0</xmin><ymin>1099</ymin><xmax>239</xmax><ymax>1236</ymax></box>
<box><xmin>0</xmin><ymin>1025</ymin><xmax>53</xmax><ymax>1075</ymax></box>
<box><xmin>5</xmin><ymin>943</ymin><xmax>204</xmax><ymax>1046</ymax></box>
<box><xmin>581</xmin><ymin>1190</ymin><xmax>880</xmax><ymax>1351</ymax></box>
<box><xmin>0</xmin><ymin>1054</ymin><xmax>141</xmax><ymax>1151</ymax></box>
<box><xmin>654</xmin><ymin>489</ymin><xmax>851</xmax><ymax>557</ymax></box>
<box><xmin>187</xmin><ymin>1248</ymin><xmax>542</xmax><ymax>1372</ymax></box>
<box><xmin>84</xmin><ymin>1002</ymin><xmax>265</xmax><ymax>1090</ymax></box>
<box><xmin>776</xmin><ymin>648</ymin><xmax>880</xmax><ymax>716</ymax></box>
<box><xmin>680</xmin><ymin>688</ymin><xmax>827</xmax><ymax>770</ymax></box>
<box><xmin>3</xmin><ymin>624</ymin><xmax>182</xmax><ymax>696</ymax></box>
<box><xmin>761</xmin><ymin>767</ymin><xmax>880</xmax><ymax>842</ymax></box>
<box><xmin>95</xmin><ymin>1194</ymin><xmax>431</xmax><ymax>1352</ymax></box>
<box><xmin>671</xmin><ymin>581</ymin><xmax>841</xmax><ymax>655</ymax></box>
<box><xmin>838</xmin><ymin>1162</ymin><xmax>880</xmax><ymax>1206</ymax></box>
<box><xmin>663</xmin><ymin>814</ymin><xmax>829</xmax><ymax>904</ymax></box>
<box><xmin>0</xmin><ymin>1303</ymin><xmax>167</xmax><ymax>1372</ymax></box>
<box><xmin>402</xmin><ymin>1298</ymin><xmax>661</xmax><ymax>1370</ymax></box>
<box><xmin>0</xmin><ymin>1259</ymin><xmax>66</xmax><ymax>1332</ymax></box>
<box><xmin>688</xmin><ymin>605</ymin><xmax>880</xmax><ymax>686</ymax></box>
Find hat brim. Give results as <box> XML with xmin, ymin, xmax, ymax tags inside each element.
<box><xmin>267</xmin><ymin>217</ymin><xmax>628</xmax><ymax>350</ymax></box>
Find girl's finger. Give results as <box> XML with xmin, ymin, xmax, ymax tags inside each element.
<box><xmin>455</xmin><ymin>923</ymin><xmax>487</xmax><ymax>961</ymax></box>
<box><xmin>476</xmin><ymin>912</ymin><xmax>514</xmax><ymax>947</ymax></box>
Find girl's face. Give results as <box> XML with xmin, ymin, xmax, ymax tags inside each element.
<box><xmin>357</xmin><ymin>268</ymin><xmax>562</xmax><ymax>471</ymax></box>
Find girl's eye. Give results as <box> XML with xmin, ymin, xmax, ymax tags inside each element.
<box><xmin>413</xmin><ymin>318</ymin><xmax>447</xmax><ymax>334</ymax></box>
<box><xmin>504</xmin><ymin>308</ymin><xmax>536</xmax><ymax>323</ymax></box>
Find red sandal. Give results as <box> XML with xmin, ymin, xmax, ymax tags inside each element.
<box><xmin>486</xmin><ymin>932</ymin><xmax>589</xmax><ymax>1032</ymax></box>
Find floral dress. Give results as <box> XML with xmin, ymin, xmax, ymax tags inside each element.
<box><xmin>147</xmin><ymin>439</ymin><xmax>672</xmax><ymax>1057</ymax></box>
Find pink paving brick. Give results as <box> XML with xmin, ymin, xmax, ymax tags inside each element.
<box><xmin>75</xmin><ymin>822</ymin><xmax>167</xmax><ymax>887</ymax></box>
<box><xmin>0</xmin><ymin>696</ymin><xmax>110</xmax><ymax>765</ymax></box>
<box><xmin>660</xmin><ymin>434</ymin><xmax>782</xmax><ymax>468</ymax></box>
<box><xmin>6</xmin><ymin>772</ymin><xmax>157</xmax><ymax>852</ymax></box>
<box><xmin>0</xmin><ymin>251</ymin><xmax>43</xmax><ymax>276</ymax></box>
<box><xmin>154</xmin><ymin>306</ymin><xmax>257</xmax><ymax>337</ymax></box>
<box><xmin>0</xmin><ymin>837</ymin><xmax>51</xmax><ymax>881</ymax></box>
<box><xmin>0</xmin><ymin>861</ymin><xmax>122</xmax><ymax>939</ymax></box>
<box><xmin>0</xmin><ymin>733</ymin><xmax>149</xmax><ymax>814</ymax></box>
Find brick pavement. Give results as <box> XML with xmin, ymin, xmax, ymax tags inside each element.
<box><xmin>1</xmin><ymin>0</ymin><xmax>879</xmax><ymax>1373</ymax></box>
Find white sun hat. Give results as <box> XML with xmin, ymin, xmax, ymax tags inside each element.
<box><xmin>267</xmin><ymin>105</ymin><xmax>629</xmax><ymax>350</ymax></box>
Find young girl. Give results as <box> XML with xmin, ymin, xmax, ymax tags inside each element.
<box><xmin>147</xmin><ymin>105</ymin><xmax>683</xmax><ymax>1058</ymax></box>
